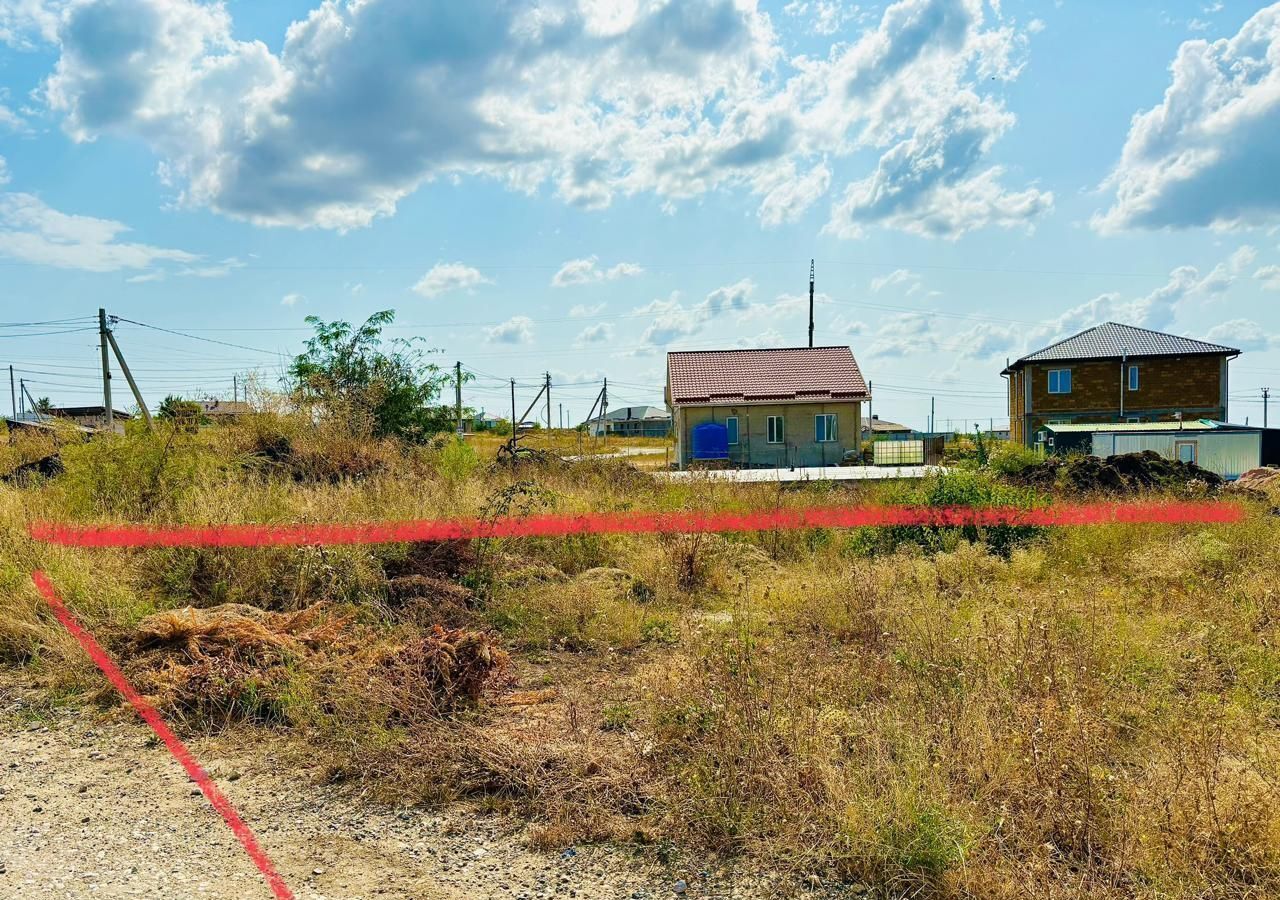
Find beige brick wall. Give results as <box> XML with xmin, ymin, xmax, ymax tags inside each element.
<box><xmin>675</xmin><ymin>401</ymin><xmax>861</xmax><ymax>468</ymax></box>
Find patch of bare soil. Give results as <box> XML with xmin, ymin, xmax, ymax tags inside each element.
<box><xmin>1004</xmin><ymin>449</ymin><xmax>1224</xmax><ymax>493</ymax></box>
<box><xmin>0</xmin><ymin>673</ymin><xmax>835</xmax><ymax>900</ymax></box>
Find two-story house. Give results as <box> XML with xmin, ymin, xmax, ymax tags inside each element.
<box><xmin>1002</xmin><ymin>322</ymin><xmax>1240</xmax><ymax>448</ymax></box>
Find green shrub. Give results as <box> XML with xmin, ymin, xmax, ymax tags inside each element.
<box><xmin>987</xmin><ymin>440</ymin><xmax>1040</xmax><ymax>475</ymax></box>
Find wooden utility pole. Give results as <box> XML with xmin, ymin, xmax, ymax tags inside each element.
<box><xmin>510</xmin><ymin>378</ymin><xmax>516</xmax><ymax>432</ymax></box>
<box><xmin>105</xmin><ymin>328</ymin><xmax>152</xmax><ymax>429</ymax></box>
<box><xmin>601</xmin><ymin>377</ymin><xmax>608</xmax><ymax>447</ymax></box>
<box><xmin>545</xmin><ymin>372</ymin><xmax>552</xmax><ymax>430</ymax></box>
<box><xmin>98</xmin><ymin>308</ymin><xmax>113</xmax><ymax>432</ymax></box>
<box><xmin>8</xmin><ymin>364</ymin><xmax>15</xmax><ymax>419</ymax></box>
<box><xmin>455</xmin><ymin>361</ymin><xmax>463</xmax><ymax>437</ymax></box>
<box><xmin>233</xmin><ymin>375</ymin><xmax>238</xmax><ymax>404</ymax></box>
<box><xmin>1265</xmin><ymin>387</ymin><xmax>1271</xmax><ymax>429</ymax></box>
<box><xmin>559</xmin><ymin>403</ymin><xmax>563</xmax><ymax>430</ymax></box>
<box><xmin>21</xmin><ymin>380</ymin><xmax>45</xmax><ymax>422</ymax></box>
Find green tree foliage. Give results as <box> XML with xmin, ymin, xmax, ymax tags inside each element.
<box><xmin>156</xmin><ymin>395</ymin><xmax>206</xmax><ymax>431</ymax></box>
<box><xmin>289</xmin><ymin>310</ymin><xmax>459</xmax><ymax>442</ymax></box>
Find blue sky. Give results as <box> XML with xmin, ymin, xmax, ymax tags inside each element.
<box><xmin>2</xmin><ymin>0</ymin><xmax>1279</xmax><ymax>429</ymax></box>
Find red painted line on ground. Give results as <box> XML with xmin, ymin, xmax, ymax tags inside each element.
<box><xmin>29</xmin><ymin>571</ymin><xmax>295</xmax><ymax>900</ymax></box>
<box><xmin>29</xmin><ymin>501</ymin><xmax>1242</xmax><ymax>548</ymax></box>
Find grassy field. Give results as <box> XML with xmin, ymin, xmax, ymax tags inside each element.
<box><xmin>2</xmin><ymin>415</ymin><xmax>1278</xmax><ymax>898</ymax></box>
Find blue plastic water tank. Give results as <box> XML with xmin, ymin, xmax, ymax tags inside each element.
<box><xmin>691</xmin><ymin>422</ymin><xmax>729</xmax><ymax>460</ymax></box>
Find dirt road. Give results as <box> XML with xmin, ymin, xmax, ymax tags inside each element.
<box><xmin>0</xmin><ymin>678</ymin><xmax>800</xmax><ymax>900</ymax></box>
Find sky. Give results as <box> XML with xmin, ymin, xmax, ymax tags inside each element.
<box><xmin>1</xmin><ymin>0</ymin><xmax>1279</xmax><ymax>431</ymax></box>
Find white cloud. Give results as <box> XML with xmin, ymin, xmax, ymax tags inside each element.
<box><xmin>574</xmin><ymin>321</ymin><xmax>614</xmax><ymax>346</ymax></box>
<box><xmin>1204</xmin><ymin>318</ymin><xmax>1272</xmax><ymax>351</ymax></box>
<box><xmin>0</xmin><ymin>191</ymin><xmax>197</xmax><ymax>272</ymax></box>
<box><xmin>1255</xmin><ymin>264</ymin><xmax>1280</xmax><ymax>290</ymax></box>
<box><xmin>870</xmin><ymin>268</ymin><xmax>922</xmax><ymax>293</ymax></box>
<box><xmin>551</xmin><ymin>256</ymin><xmax>644</xmax><ymax>287</ymax></box>
<box><xmin>486</xmin><ymin>314</ymin><xmax>534</xmax><ymax>344</ymax></box>
<box><xmin>569</xmin><ymin>302</ymin><xmax>606</xmax><ymax>317</ymax></box>
<box><xmin>1096</xmin><ymin>6</ymin><xmax>1280</xmax><ymax>232</ymax></box>
<box><xmin>281</xmin><ymin>292</ymin><xmax>302</xmax><ymax>306</ymax></box>
<box><xmin>783</xmin><ymin>0</ymin><xmax>859</xmax><ymax>36</ymax></box>
<box><xmin>0</xmin><ymin>156</ymin><xmax>8</xmax><ymax>185</ymax></box>
<box><xmin>412</xmin><ymin>262</ymin><xmax>492</xmax><ymax>298</ymax></box>
<box><xmin>27</xmin><ymin>0</ymin><xmax>1046</xmax><ymax>239</ymax></box>
<box><xmin>635</xmin><ymin>278</ymin><xmax>757</xmax><ymax>347</ymax></box>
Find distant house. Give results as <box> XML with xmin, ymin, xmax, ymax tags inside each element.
<box><xmin>196</xmin><ymin>399</ymin><xmax>251</xmax><ymax>422</ymax></box>
<box><xmin>583</xmin><ymin>405</ymin><xmax>672</xmax><ymax>438</ymax></box>
<box><xmin>861</xmin><ymin>415</ymin><xmax>912</xmax><ymax>440</ymax></box>
<box><xmin>666</xmin><ymin>346</ymin><xmax>871</xmax><ymax>470</ymax></box>
<box><xmin>46</xmin><ymin>405</ymin><xmax>133</xmax><ymax>432</ymax></box>
<box><xmin>1002</xmin><ymin>322</ymin><xmax>1240</xmax><ymax>448</ymax></box>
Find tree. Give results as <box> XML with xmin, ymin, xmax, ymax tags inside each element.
<box><xmin>289</xmin><ymin>309</ymin><xmax>458</xmax><ymax>442</ymax></box>
<box><xmin>34</xmin><ymin>397</ymin><xmax>52</xmax><ymax>414</ymax></box>
<box><xmin>156</xmin><ymin>395</ymin><xmax>205</xmax><ymax>431</ymax></box>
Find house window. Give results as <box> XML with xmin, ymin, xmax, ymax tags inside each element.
<box><xmin>1128</xmin><ymin>365</ymin><xmax>1139</xmax><ymax>391</ymax></box>
<box><xmin>1047</xmin><ymin>369</ymin><xmax>1072</xmax><ymax>394</ymax></box>
<box><xmin>1175</xmin><ymin>441</ymin><xmax>1197</xmax><ymax>464</ymax></box>
<box><xmin>726</xmin><ymin>416</ymin><xmax>739</xmax><ymax>445</ymax></box>
<box><xmin>767</xmin><ymin>416</ymin><xmax>784</xmax><ymax>444</ymax></box>
<box><xmin>815</xmin><ymin>414</ymin><xmax>837</xmax><ymax>442</ymax></box>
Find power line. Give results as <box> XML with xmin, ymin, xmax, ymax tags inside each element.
<box><xmin>112</xmin><ymin>318</ymin><xmax>282</xmax><ymax>355</ymax></box>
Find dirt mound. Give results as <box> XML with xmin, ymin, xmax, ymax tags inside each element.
<box><xmin>383</xmin><ymin>539</ymin><xmax>479</xmax><ymax>580</ymax></box>
<box><xmin>1003</xmin><ymin>450</ymin><xmax>1223</xmax><ymax>493</ymax></box>
<box><xmin>379</xmin><ymin>625</ymin><xmax>508</xmax><ymax>719</ymax></box>
<box><xmin>386</xmin><ymin>574</ymin><xmax>477</xmax><ymax>628</ymax></box>
<box><xmin>0</xmin><ymin>453</ymin><xmax>63</xmax><ymax>485</ymax></box>
<box><xmin>122</xmin><ymin>603</ymin><xmax>349</xmax><ymax>727</ymax></box>
<box><xmin>1231</xmin><ymin>467</ymin><xmax>1280</xmax><ymax>499</ymax></box>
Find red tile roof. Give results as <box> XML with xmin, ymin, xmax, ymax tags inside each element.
<box><xmin>667</xmin><ymin>346</ymin><xmax>870</xmax><ymax>406</ymax></box>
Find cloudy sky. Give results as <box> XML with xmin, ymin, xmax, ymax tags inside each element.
<box><xmin>1</xmin><ymin>0</ymin><xmax>1279</xmax><ymax>429</ymax></box>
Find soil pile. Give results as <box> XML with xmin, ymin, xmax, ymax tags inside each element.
<box><xmin>1004</xmin><ymin>450</ymin><xmax>1224</xmax><ymax>493</ymax></box>
<box><xmin>0</xmin><ymin>453</ymin><xmax>63</xmax><ymax>484</ymax></box>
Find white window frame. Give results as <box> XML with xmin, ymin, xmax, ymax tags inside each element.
<box><xmin>1175</xmin><ymin>440</ymin><xmax>1197</xmax><ymax>464</ymax></box>
<box><xmin>1128</xmin><ymin>365</ymin><xmax>1139</xmax><ymax>391</ymax></box>
<box><xmin>1047</xmin><ymin>368</ymin><xmax>1072</xmax><ymax>394</ymax></box>
<box><xmin>767</xmin><ymin>415</ymin><xmax>784</xmax><ymax>444</ymax></box>
<box><xmin>815</xmin><ymin>413</ymin><xmax>837</xmax><ymax>442</ymax></box>
<box><xmin>725</xmin><ymin>416</ymin><xmax>739</xmax><ymax>445</ymax></box>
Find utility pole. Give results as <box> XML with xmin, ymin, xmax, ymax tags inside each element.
<box><xmin>510</xmin><ymin>378</ymin><xmax>516</xmax><ymax>432</ymax></box>
<box><xmin>21</xmin><ymin>380</ymin><xmax>44</xmax><ymax>422</ymax></box>
<box><xmin>559</xmin><ymin>403</ymin><xmax>563</xmax><ymax>430</ymax></box>
<box><xmin>8</xmin><ymin>365</ymin><xmax>15</xmax><ymax>420</ymax></box>
<box><xmin>1265</xmin><ymin>387</ymin><xmax>1271</xmax><ymax>429</ymax></box>
<box><xmin>545</xmin><ymin>372</ymin><xmax>552</xmax><ymax>430</ymax></box>
<box><xmin>601</xmin><ymin>377</ymin><xmax>609</xmax><ymax>447</ymax></box>
<box><xmin>105</xmin><ymin>327</ymin><xmax>152</xmax><ymax>429</ymax></box>
<box><xmin>18</xmin><ymin>378</ymin><xmax>25</xmax><ymax>418</ymax></box>
<box><xmin>930</xmin><ymin>396</ymin><xmax>935</xmax><ymax>435</ymax></box>
<box><xmin>807</xmin><ymin>259</ymin><xmax>815</xmax><ymax>348</ymax></box>
<box><xmin>455</xmin><ymin>361</ymin><xmax>463</xmax><ymax>437</ymax></box>
<box><xmin>98</xmin><ymin>308</ymin><xmax>113</xmax><ymax>432</ymax></box>
<box><xmin>233</xmin><ymin>375</ymin><xmax>238</xmax><ymax>404</ymax></box>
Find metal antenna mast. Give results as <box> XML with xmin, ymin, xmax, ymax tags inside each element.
<box><xmin>807</xmin><ymin>259</ymin><xmax>815</xmax><ymax>348</ymax></box>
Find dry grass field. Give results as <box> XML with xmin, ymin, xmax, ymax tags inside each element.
<box><xmin>2</xmin><ymin>414</ymin><xmax>1279</xmax><ymax>898</ymax></box>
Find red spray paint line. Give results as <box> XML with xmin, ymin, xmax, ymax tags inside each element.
<box><xmin>29</xmin><ymin>571</ymin><xmax>296</xmax><ymax>900</ymax></box>
<box><xmin>29</xmin><ymin>501</ymin><xmax>1242</xmax><ymax>548</ymax></box>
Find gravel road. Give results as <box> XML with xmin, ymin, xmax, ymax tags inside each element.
<box><xmin>0</xmin><ymin>680</ymin><xmax>814</xmax><ymax>900</ymax></box>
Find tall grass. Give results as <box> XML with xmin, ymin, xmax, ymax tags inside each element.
<box><xmin>1</xmin><ymin>416</ymin><xmax>1276</xmax><ymax>896</ymax></box>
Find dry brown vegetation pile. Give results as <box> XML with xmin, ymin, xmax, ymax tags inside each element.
<box><xmin>1004</xmin><ymin>449</ymin><xmax>1224</xmax><ymax>492</ymax></box>
<box><xmin>123</xmin><ymin>603</ymin><xmax>349</xmax><ymax>727</ymax></box>
<box><xmin>378</xmin><ymin>624</ymin><xmax>508</xmax><ymax>718</ymax></box>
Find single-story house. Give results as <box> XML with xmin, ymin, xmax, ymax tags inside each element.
<box><xmin>46</xmin><ymin>405</ymin><xmax>133</xmax><ymax>432</ymax></box>
<box><xmin>861</xmin><ymin>415</ymin><xmax>912</xmax><ymax>440</ymax></box>
<box><xmin>583</xmin><ymin>405</ymin><xmax>672</xmax><ymax>438</ymax></box>
<box><xmin>1043</xmin><ymin>420</ymin><xmax>1280</xmax><ymax>480</ymax></box>
<box><xmin>1002</xmin><ymin>322</ymin><xmax>1240</xmax><ymax>448</ymax></box>
<box><xmin>666</xmin><ymin>346</ymin><xmax>871</xmax><ymax>470</ymax></box>
<box><xmin>197</xmin><ymin>399</ymin><xmax>251</xmax><ymax>421</ymax></box>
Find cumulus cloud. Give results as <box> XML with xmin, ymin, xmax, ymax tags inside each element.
<box><xmin>569</xmin><ymin>301</ymin><xmax>606</xmax><ymax>317</ymax></box>
<box><xmin>412</xmin><ymin>262</ymin><xmax>492</xmax><ymax>298</ymax></box>
<box><xmin>26</xmin><ymin>0</ymin><xmax>1046</xmax><ymax>239</ymax></box>
<box><xmin>1095</xmin><ymin>5</ymin><xmax>1280</xmax><ymax>232</ymax></box>
<box><xmin>574</xmin><ymin>321</ymin><xmax>614</xmax><ymax>346</ymax></box>
<box><xmin>551</xmin><ymin>256</ymin><xmax>643</xmax><ymax>287</ymax></box>
<box><xmin>486</xmin><ymin>314</ymin><xmax>534</xmax><ymax>344</ymax></box>
<box><xmin>635</xmin><ymin>278</ymin><xmax>758</xmax><ymax>347</ymax></box>
<box><xmin>281</xmin><ymin>292</ymin><xmax>302</xmax><ymax>306</ymax></box>
<box><xmin>1255</xmin><ymin>264</ymin><xmax>1280</xmax><ymax>290</ymax></box>
<box><xmin>0</xmin><ymin>190</ymin><xmax>197</xmax><ymax>271</ymax></box>
<box><xmin>1204</xmin><ymin>318</ymin><xmax>1273</xmax><ymax>351</ymax></box>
